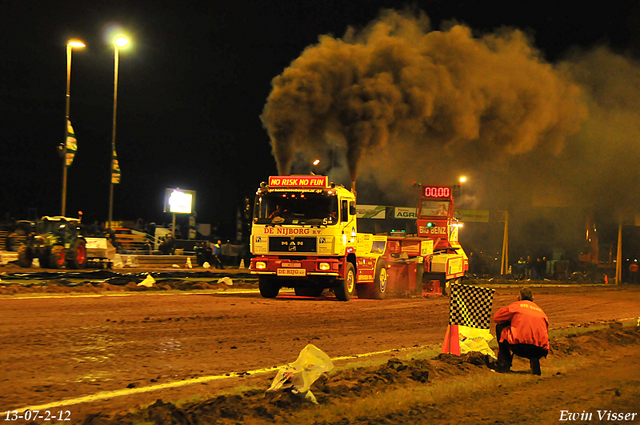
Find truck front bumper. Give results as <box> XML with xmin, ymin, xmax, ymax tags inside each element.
<box><xmin>250</xmin><ymin>256</ymin><xmax>341</xmax><ymax>277</ymax></box>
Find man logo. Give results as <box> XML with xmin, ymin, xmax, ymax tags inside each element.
<box><xmin>271</xmin><ymin>237</ymin><xmax>315</xmax><ymax>253</ymax></box>
<box><xmin>287</xmin><ymin>240</ymin><xmax>304</xmax><ymax>251</ymax></box>
<box><xmin>256</xmin><ymin>236</ymin><xmax>262</xmax><ymax>243</ymax></box>
<box><xmin>319</xmin><ymin>237</ymin><xmax>326</xmax><ymax>244</ymax></box>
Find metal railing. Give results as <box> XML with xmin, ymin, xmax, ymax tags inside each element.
<box><xmin>114</xmin><ymin>231</ymin><xmax>156</xmax><ymax>254</ymax></box>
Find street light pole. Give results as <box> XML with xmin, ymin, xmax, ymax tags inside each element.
<box><xmin>108</xmin><ymin>37</ymin><xmax>128</xmax><ymax>230</ymax></box>
<box><xmin>616</xmin><ymin>218</ymin><xmax>623</xmax><ymax>284</ymax></box>
<box><xmin>61</xmin><ymin>40</ymin><xmax>85</xmax><ymax>216</ymax></box>
<box><xmin>501</xmin><ymin>210</ymin><xmax>509</xmax><ymax>275</ymax></box>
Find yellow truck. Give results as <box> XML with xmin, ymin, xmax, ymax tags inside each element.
<box><xmin>249</xmin><ymin>176</ymin><xmax>467</xmax><ymax>300</ymax></box>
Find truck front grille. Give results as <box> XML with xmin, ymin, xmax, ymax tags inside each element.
<box><xmin>269</xmin><ymin>237</ymin><xmax>317</xmax><ymax>253</ymax></box>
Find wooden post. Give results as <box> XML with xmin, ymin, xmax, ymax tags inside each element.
<box><xmin>616</xmin><ymin>219</ymin><xmax>622</xmax><ymax>284</ymax></box>
<box><xmin>501</xmin><ymin>211</ymin><xmax>509</xmax><ymax>275</ymax></box>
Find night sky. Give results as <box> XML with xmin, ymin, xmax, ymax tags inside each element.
<box><xmin>2</xmin><ymin>0</ymin><xmax>640</xmax><ymax>245</ymax></box>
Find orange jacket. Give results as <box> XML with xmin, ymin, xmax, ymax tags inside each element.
<box><xmin>493</xmin><ymin>300</ymin><xmax>549</xmax><ymax>351</ymax></box>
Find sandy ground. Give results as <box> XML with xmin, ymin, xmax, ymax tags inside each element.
<box><xmin>0</xmin><ymin>273</ymin><xmax>639</xmax><ymax>424</ymax></box>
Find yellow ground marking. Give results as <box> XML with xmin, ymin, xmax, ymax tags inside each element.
<box><xmin>3</xmin><ymin>289</ymin><xmax>265</xmax><ymax>300</ymax></box>
<box><xmin>11</xmin><ymin>343</ymin><xmax>435</xmax><ymax>414</ymax></box>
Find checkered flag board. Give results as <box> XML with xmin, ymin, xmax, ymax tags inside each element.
<box><xmin>448</xmin><ymin>283</ymin><xmax>495</xmax><ymax>329</ymax></box>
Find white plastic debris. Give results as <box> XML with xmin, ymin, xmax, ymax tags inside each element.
<box><xmin>172</xmin><ymin>264</ymin><xmax>180</xmax><ymax>268</ymax></box>
<box><xmin>218</xmin><ymin>277</ymin><xmax>233</xmax><ymax>286</ymax></box>
<box><xmin>138</xmin><ymin>274</ymin><xmax>156</xmax><ymax>287</ymax></box>
<box><xmin>267</xmin><ymin>344</ymin><xmax>334</xmax><ymax>404</ymax></box>
<box><xmin>203</xmin><ymin>262</ymin><xmax>211</xmax><ymax>269</ymax></box>
<box><xmin>186</xmin><ymin>257</ymin><xmax>192</xmax><ymax>269</ymax></box>
<box><xmin>458</xmin><ymin>326</ymin><xmax>496</xmax><ymax>359</ymax></box>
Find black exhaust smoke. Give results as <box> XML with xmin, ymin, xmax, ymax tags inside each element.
<box><xmin>261</xmin><ymin>9</ymin><xmax>587</xmax><ymax>184</ymax></box>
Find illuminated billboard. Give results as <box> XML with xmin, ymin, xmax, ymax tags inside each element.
<box><xmin>164</xmin><ymin>188</ymin><xmax>196</xmax><ymax>214</ymax></box>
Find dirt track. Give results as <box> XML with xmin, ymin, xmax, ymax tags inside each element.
<box><xmin>1</xmin><ymin>282</ymin><xmax>639</xmax><ymax>423</ymax></box>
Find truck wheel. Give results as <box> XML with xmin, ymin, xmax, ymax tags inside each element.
<box><xmin>335</xmin><ymin>262</ymin><xmax>356</xmax><ymax>301</ymax></box>
<box><xmin>259</xmin><ymin>276</ymin><xmax>280</xmax><ymax>298</ymax></box>
<box><xmin>17</xmin><ymin>245</ymin><xmax>33</xmax><ymax>267</ymax></box>
<box><xmin>67</xmin><ymin>239</ymin><xmax>88</xmax><ymax>269</ymax></box>
<box><xmin>370</xmin><ymin>259</ymin><xmax>388</xmax><ymax>300</ymax></box>
<box><xmin>49</xmin><ymin>246</ymin><xmax>66</xmax><ymax>269</ymax></box>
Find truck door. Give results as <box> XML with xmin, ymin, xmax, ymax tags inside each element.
<box><xmin>340</xmin><ymin>199</ymin><xmax>357</xmax><ymax>244</ymax></box>
<box><xmin>340</xmin><ymin>199</ymin><xmax>349</xmax><ymax>223</ymax></box>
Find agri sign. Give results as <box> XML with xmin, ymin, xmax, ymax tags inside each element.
<box><xmin>394</xmin><ymin>207</ymin><xmax>417</xmax><ymax>219</ymax></box>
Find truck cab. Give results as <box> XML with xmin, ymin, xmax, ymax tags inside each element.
<box><xmin>415</xmin><ymin>185</ymin><xmax>467</xmax><ymax>294</ymax></box>
<box><xmin>250</xmin><ymin>176</ymin><xmax>377</xmax><ymax>300</ymax></box>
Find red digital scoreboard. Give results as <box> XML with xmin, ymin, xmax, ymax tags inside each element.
<box><xmin>422</xmin><ymin>186</ymin><xmax>451</xmax><ymax>198</ymax></box>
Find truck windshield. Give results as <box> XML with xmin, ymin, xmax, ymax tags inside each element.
<box><xmin>254</xmin><ymin>192</ymin><xmax>338</xmax><ymax>225</ymax></box>
<box><xmin>419</xmin><ymin>200</ymin><xmax>451</xmax><ymax>218</ymax></box>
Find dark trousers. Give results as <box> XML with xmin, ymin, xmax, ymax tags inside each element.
<box><xmin>212</xmin><ymin>255</ymin><xmax>223</xmax><ymax>269</ymax></box>
<box><xmin>496</xmin><ymin>323</ymin><xmax>548</xmax><ymax>370</ymax></box>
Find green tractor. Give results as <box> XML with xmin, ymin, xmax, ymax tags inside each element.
<box><xmin>17</xmin><ymin>216</ymin><xmax>88</xmax><ymax>269</ymax></box>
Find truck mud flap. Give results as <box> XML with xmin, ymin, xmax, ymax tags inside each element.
<box><xmin>422</xmin><ymin>272</ymin><xmax>446</xmax><ymax>296</ymax></box>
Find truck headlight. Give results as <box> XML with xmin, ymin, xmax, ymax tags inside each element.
<box><xmin>319</xmin><ymin>262</ymin><xmax>330</xmax><ymax>271</ymax></box>
<box><xmin>255</xmin><ymin>261</ymin><xmax>266</xmax><ymax>270</ymax></box>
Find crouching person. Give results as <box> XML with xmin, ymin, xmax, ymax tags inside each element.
<box><xmin>493</xmin><ymin>287</ymin><xmax>549</xmax><ymax>375</ymax></box>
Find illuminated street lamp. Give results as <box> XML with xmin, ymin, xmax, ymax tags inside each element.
<box><xmin>108</xmin><ymin>36</ymin><xmax>129</xmax><ymax>230</ymax></box>
<box><xmin>60</xmin><ymin>39</ymin><xmax>85</xmax><ymax>216</ymax></box>
<box><xmin>311</xmin><ymin>159</ymin><xmax>320</xmax><ymax>175</ymax></box>
<box><xmin>453</xmin><ymin>175</ymin><xmax>467</xmax><ymax>198</ymax></box>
